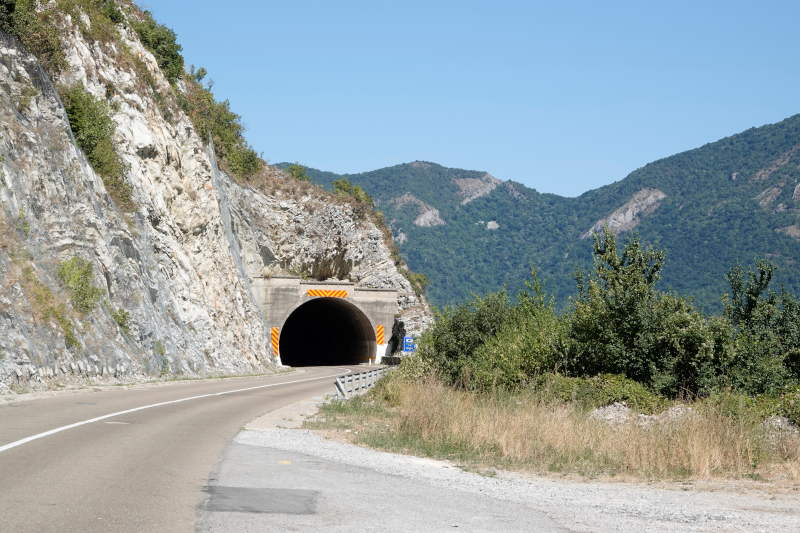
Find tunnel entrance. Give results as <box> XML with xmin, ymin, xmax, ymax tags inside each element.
<box><xmin>279</xmin><ymin>297</ymin><xmax>376</xmax><ymax>366</ymax></box>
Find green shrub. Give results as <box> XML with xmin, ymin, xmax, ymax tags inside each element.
<box><xmin>226</xmin><ymin>144</ymin><xmax>263</xmax><ymax>180</ymax></box>
<box><xmin>698</xmin><ymin>391</ymin><xmax>780</xmax><ymax>424</ymax></box>
<box><xmin>533</xmin><ymin>373</ymin><xmax>668</xmax><ymax>414</ymax></box>
<box><xmin>721</xmin><ymin>261</ymin><xmax>800</xmax><ymax>394</ymax></box>
<box><xmin>180</xmin><ymin>74</ymin><xmax>263</xmax><ymax>180</ymax></box>
<box><xmin>15</xmin><ymin>208</ymin><xmax>30</xmax><ymax>236</ymax></box>
<box><xmin>286</xmin><ymin>163</ymin><xmax>310</xmax><ymax>181</ymax></box>
<box><xmin>407</xmin><ymin>271</ymin><xmax>429</xmax><ymax>296</ymax></box>
<box><xmin>2</xmin><ymin>0</ymin><xmax>67</xmax><ymax>73</ymax></box>
<box><xmin>416</xmin><ymin>290</ymin><xmax>513</xmax><ymax>387</ymax></box>
<box><xmin>56</xmin><ymin>312</ymin><xmax>79</xmax><ymax>348</ymax></box>
<box><xmin>17</xmin><ymin>85</ymin><xmax>38</xmax><ymax>112</ymax></box>
<box><xmin>22</xmin><ymin>265</ymin><xmax>78</xmax><ymax>348</ymax></box>
<box><xmin>466</xmin><ymin>279</ymin><xmax>567</xmax><ymax>391</ymax></box>
<box><xmin>97</xmin><ymin>0</ymin><xmax>123</xmax><ymax>24</ymax></box>
<box><xmin>724</xmin><ymin>261</ymin><xmax>774</xmax><ymax>327</ymax></box>
<box><xmin>132</xmin><ymin>10</ymin><xmax>184</xmax><ymax>84</ymax></box>
<box><xmin>724</xmin><ymin>329</ymin><xmax>793</xmax><ymax>395</ymax></box>
<box><xmin>60</xmin><ymin>0</ymin><xmax>123</xmax><ymax>43</ymax></box>
<box><xmin>566</xmin><ymin>229</ymin><xmax>730</xmax><ymax>397</ymax></box>
<box><xmin>332</xmin><ymin>178</ymin><xmax>375</xmax><ymax>219</ymax></box>
<box><xmin>3</xmin><ymin>0</ymin><xmax>127</xmax><ymax>71</ymax></box>
<box><xmin>778</xmin><ymin>388</ymin><xmax>800</xmax><ymax>425</ymax></box>
<box><xmin>399</xmin><ymin>268</ymin><xmax>428</xmax><ymax>298</ymax></box>
<box><xmin>333</xmin><ymin>178</ymin><xmax>374</xmax><ymax>206</ymax></box>
<box><xmin>111</xmin><ymin>307</ymin><xmax>130</xmax><ymax>333</ymax></box>
<box><xmin>394</xmin><ymin>355</ymin><xmax>436</xmax><ymax>382</ymax></box>
<box><xmin>61</xmin><ymin>84</ymin><xmax>134</xmax><ymax>210</ymax></box>
<box><xmin>153</xmin><ymin>340</ymin><xmax>169</xmax><ymax>375</ymax></box>
<box><xmin>57</xmin><ymin>256</ymin><xmax>103</xmax><ymax>313</ymax></box>
<box><xmin>0</xmin><ymin>1</ymin><xmax>13</xmax><ymax>32</ymax></box>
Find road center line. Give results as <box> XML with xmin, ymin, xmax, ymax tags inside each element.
<box><xmin>0</xmin><ymin>369</ymin><xmax>349</xmax><ymax>454</ymax></box>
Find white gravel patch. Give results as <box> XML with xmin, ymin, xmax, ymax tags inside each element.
<box><xmin>237</xmin><ymin>428</ymin><xmax>800</xmax><ymax>532</ymax></box>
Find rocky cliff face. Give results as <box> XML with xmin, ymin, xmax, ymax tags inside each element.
<box><xmin>0</xmin><ymin>10</ymin><xmax>428</xmax><ymax>393</ymax></box>
<box><xmin>222</xmin><ymin>176</ymin><xmax>431</xmax><ymax>335</ymax></box>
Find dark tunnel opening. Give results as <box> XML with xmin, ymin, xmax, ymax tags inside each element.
<box><xmin>279</xmin><ymin>297</ymin><xmax>376</xmax><ymax>366</ymax></box>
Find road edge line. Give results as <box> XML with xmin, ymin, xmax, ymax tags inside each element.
<box><xmin>0</xmin><ymin>369</ymin><xmax>350</xmax><ymax>454</ymax></box>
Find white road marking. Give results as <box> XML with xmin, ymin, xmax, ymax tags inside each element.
<box><xmin>0</xmin><ymin>369</ymin><xmax>350</xmax><ymax>454</ymax></box>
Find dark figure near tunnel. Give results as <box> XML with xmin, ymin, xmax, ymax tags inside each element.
<box><xmin>279</xmin><ymin>298</ymin><xmax>377</xmax><ymax>366</ymax></box>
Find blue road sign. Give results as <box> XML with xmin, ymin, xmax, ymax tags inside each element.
<box><xmin>402</xmin><ymin>336</ymin><xmax>416</xmax><ymax>352</ymax></box>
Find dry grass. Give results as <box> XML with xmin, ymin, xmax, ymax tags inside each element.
<box><xmin>309</xmin><ymin>378</ymin><xmax>800</xmax><ymax>482</ymax></box>
<box><xmin>0</xmin><ymin>217</ymin><xmax>11</xmax><ymax>252</ymax></box>
<box><xmin>240</xmin><ymin>164</ymin><xmax>349</xmax><ymax>207</ymax></box>
<box><xmin>20</xmin><ymin>265</ymin><xmax>79</xmax><ymax>348</ymax></box>
<box><xmin>1</xmin><ymin>241</ymin><xmax>80</xmax><ymax>349</ymax></box>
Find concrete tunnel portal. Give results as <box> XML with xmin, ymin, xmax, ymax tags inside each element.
<box><xmin>279</xmin><ymin>297</ymin><xmax>377</xmax><ymax>366</ymax></box>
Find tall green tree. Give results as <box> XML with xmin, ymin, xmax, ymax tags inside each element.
<box><xmin>567</xmin><ymin>229</ymin><xmax>728</xmax><ymax>396</ymax></box>
<box><xmin>723</xmin><ymin>261</ymin><xmax>800</xmax><ymax>393</ymax></box>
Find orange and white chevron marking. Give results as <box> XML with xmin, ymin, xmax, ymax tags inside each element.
<box><xmin>376</xmin><ymin>324</ymin><xmax>385</xmax><ymax>345</ymax></box>
<box><xmin>306</xmin><ymin>289</ymin><xmax>348</xmax><ymax>298</ymax></box>
<box><xmin>271</xmin><ymin>327</ymin><xmax>280</xmax><ymax>357</ymax></box>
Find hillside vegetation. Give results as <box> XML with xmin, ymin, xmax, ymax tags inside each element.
<box><xmin>312</xmin><ymin>232</ymin><xmax>800</xmax><ymax>480</ymax></box>
<box><xmin>287</xmin><ymin>117</ymin><xmax>800</xmax><ymax>310</ymax></box>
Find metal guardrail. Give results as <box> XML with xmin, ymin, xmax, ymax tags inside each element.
<box><xmin>335</xmin><ymin>367</ymin><xmax>391</xmax><ymax>399</ymax></box>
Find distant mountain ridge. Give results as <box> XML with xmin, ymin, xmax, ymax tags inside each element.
<box><xmin>280</xmin><ymin>114</ymin><xmax>800</xmax><ymax>310</ymax></box>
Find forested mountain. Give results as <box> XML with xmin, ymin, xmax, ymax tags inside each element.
<box><xmin>281</xmin><ymin>114</ymin><xmax>800</xmax><ymax>310</ymax></box>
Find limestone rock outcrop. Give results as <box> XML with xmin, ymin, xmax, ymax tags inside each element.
<box><xmin>453</xmin><ymin>173</ymin><xmax>500</xmax><ymax>204</ymax></box>
<box><xmin>391</xmin><ymin>193</ymin><xmax>445</xmax><ymax>227</ymax></box>
<box><xmin>777</xmin><ymin>225</ymin><xmax>800</xmax><ymax>240</ymax></box>
<box><xmin>581</xmin><ymin>188</ymin><xmax>667</xmax><ymax>239</ymax></box>
<box><xmin>0</xmin><ymin>12</ymin><xmax>429</xmax><ymax>393</ymax></box>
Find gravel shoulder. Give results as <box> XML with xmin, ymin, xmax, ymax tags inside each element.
<box><xmin>200</xmin><ymin>401</ymin><xmax>800</xmax><ymax>532</ymax></box>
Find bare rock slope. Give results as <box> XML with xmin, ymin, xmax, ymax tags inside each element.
<box><xmin>392</xmin><ymin>193</ymin><xmax>445</xmax><ymax>227</ymax></box>
<box><xmin>582</xmin><ymin>188</ymin><xmax>667</xmax><ymax>238</ymax></box>
<box><xmin>0</xmin><ymin>12</ymin><xmax>428</xmax><ymax>393</ymax></box>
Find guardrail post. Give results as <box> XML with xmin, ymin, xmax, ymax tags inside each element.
<box><xmin>335</xmin><ymin>376</ymin><xmax>347</xmax><ymax>399</ymax></box>
<box><xmin>334</xmin><ymin>367</ymin><xmax>392</xmax><ymax>399</ymax></box>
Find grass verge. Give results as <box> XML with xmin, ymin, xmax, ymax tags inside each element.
<box><xmin>305</xmin><ymin>377</ymin><xmax>800</xmax><ymax>482</ymax></box>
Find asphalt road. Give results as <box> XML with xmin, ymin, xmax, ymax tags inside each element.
<box><xmin>201</xmin><ymin>433</ymin><xmax>566</xmax><ymax>532</ymax></box>
<box><xmin>0</xmin><ymin>367</ymin><xmax>349</xmax><ymax>533</ymax></box>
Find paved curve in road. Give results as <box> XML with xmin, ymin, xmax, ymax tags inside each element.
<box><xmin>0</xmin><ymin>367</ymin><xmax>350</xmax><ymax>533</ymax></box>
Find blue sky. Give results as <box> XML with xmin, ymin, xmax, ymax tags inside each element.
<box><xmin>142</xmin><ymin>1</ymin><xmax>799</xmax><ymax>197</ymax></box>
